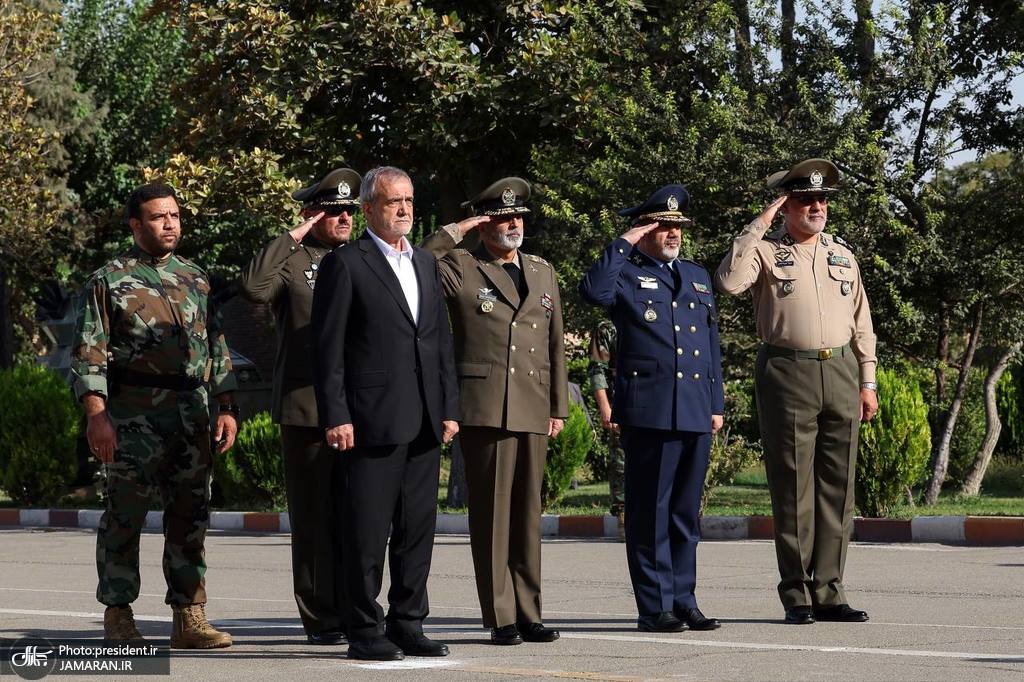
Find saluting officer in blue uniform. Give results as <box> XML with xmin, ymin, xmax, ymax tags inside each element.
<box><xmin>580</xmin><ymin>185</ymin><xmax>724</xmax><ymax>633</ymax></box>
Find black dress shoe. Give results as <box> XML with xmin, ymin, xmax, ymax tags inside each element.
<box><xmin>676</xmin><ymin>607</ymin><xmax>721</xmax><ymax>631</ymax></box>
<box><xmin>490</xmin><ymin>624</ymin><xmax>523</xmax><ymax>645</ymax></box>
<box><xmin>637</xmin><ymin>612</ymin><xmax>687</xmax><ymax>633</ymax></box>
<box><xmin>347</xmin><ymin>636</ymin><xmax>404</xmax><ymax>661</ymax></box>
<box><xmin>306</xmin><ymin>628</ymin><xmax>347</xmax><ymax>645</ymax></box>
<box><xmin>814</xmin><ymin>604</ymin><xmax>869</xmax><ymax>622</ymax></box>
<box><xmin>784</xmin><ymin>606</ymin><xmax>815</xmax><ymax>625</ymax></box>
<box><xmin>385</xmin><ymin>631</ymin><xmax>450</xmax><ymax>657</ymax></box>
<box><xmin>519</xmin><ymin>622</ymin><xmax>560</xmax><ymax>642</ymax></box>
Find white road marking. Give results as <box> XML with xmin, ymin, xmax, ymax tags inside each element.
<box><xmin>352</xmin><ymin>660</ymin><xmax>458</xmax><ymax>670</ymax></box>
<box><xmin>3</xmin><ymin>608</ymin><xmax>1022</xmax><ymax>663</ymax></box>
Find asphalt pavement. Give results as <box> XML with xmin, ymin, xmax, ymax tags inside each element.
<box><xmin>1</xmin><ymin>528</ymin><xmax>1022</xmax><ymax>681</ymax></box>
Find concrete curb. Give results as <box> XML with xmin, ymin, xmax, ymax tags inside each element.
<box><xmin>2</xmin><ymin>509</ymin><xmax>1022</xmax><ymax>545</ymax></box>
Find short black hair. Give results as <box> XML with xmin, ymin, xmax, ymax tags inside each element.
<box><xmin>127</xmin><ymin>183</ymin><xmax>178</xmax><ymax>220</ymax></box>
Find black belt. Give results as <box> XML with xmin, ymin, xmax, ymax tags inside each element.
<box><xmin>108</xmin><ymin>367</ymin><xmax>203</xmax><ymax>391</ymax></box>
<box><xmin>764</xmin><ymin>343</ymin><xmax>851</xmax><ymax>361</ymax></box>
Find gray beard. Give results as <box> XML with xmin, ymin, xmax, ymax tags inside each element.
<box><xmin>496</xmin><ymin>231</ymin><xmax>523</xmax><ymax>249</ymax></box>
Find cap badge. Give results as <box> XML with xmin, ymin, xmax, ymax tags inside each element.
<box><xmin>666</xmin><ymin>195</ymin><xmax>679</xmax><ymax>212</ymax></box>
<box><xmin>809</xmin><ymin>170</ymin><xmax>824</xmax><ymax>188</ymax></box>
<box><xmin>501</xmin><ymin>187</ymin><xmax>516</xmax><ymax>206</ymax></box>
<box><xmin>338</xmin><ymin>181</ymin><xmax>351</xmax><ymax>198</ymax></box>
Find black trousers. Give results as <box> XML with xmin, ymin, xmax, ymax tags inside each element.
<box><xmin>340</xmin><ymin>418</ymin><xmax>441</xmax><ymax>639</ymax></box>
<box><xmin>280</xmin><ymin>425</ymin><xmax>346</xmax><ymax>635</ymax></box>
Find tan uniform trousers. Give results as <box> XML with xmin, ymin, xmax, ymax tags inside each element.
<box><xmin>461</xmin><ymin>426</ymin><xmax>548</xmax><ymax>629</ymax></box>
<box><xmin>755</xmin><ymin>345</ymin><xmax>860</xmax><ymax>609</ymax></box>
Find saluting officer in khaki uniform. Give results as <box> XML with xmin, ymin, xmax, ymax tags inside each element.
<box><xmin>239</xmin><ymin>168</ymin><xmax>361</xmax><ymax>644</ymax></box>
<box><xmin>715</xmin><ymin>159</ymin><xmax>878</xmax><ymax>625</ymax></box>
<box><xmin>421</xmin><ymin>178</ymin><xmax>569</xmax><ymax>646</ymax></box>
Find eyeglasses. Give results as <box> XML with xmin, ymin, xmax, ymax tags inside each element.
<box><xmin>792</xmin><ymin>195</ymin><xmax>828</xmax><ymax>206</ymax></box>
<box><xmin>318</xmin><ymin>205</ymin><xmax>359</xmax><ymax>216</ymax></box>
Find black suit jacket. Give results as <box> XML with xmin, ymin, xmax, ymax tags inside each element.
<box><xmin>311</xmin><ymin>231</ymin><xmax>460</xmax><ymax>446</ymax></box>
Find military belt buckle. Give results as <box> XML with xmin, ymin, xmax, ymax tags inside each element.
<box><xmin>818</xmin><ymin>348</ymin><xmax>833</xmax><ymax>360</ymax></box>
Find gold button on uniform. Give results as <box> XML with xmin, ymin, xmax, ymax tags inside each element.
<box><xmin>510</xmin><ymin>345</ymin><xmax>517</xmax><ymax>352</ymax></box>
<box><xmin>674</xmin><ymin>325</ymin><xmax>680</xmax><ymax>331</ymax></box>
<box><xmin>632</xmin><ymin>371</ymin><xmax>638</xmax><ymax>377</ymax></box>
<box><xmin>672</xmin><ymin>301</ymin><xmax>678</xmax><ymax>308</ymax></box>
<box><xmin>688</xmin><ymin>302</ymin><xmax>696</xmax><ymax>309</ymax></box>
<box><xmin>676</xmin><ymin>348</ymin><xmax>683</xmax><ymax>355</ymax></box>
<box><xmin>676</xmin><ymin>371</ymin><xmax>683</xmax><ymax>379</ymax></box>
<box><xmin>511</xmin><ymin>321</ymin><xmax>518</xmax><ymax>327</ymax></box>
<box><xmin>509</xmin><ymin>367</ymin><xmax>516</xmax><ymax>375</ymax></box>
<box><xmin>693</xmin><ymin>373</ymin><xmax>700</xmax><ymax>380</ymax></box>
<box><xmin>689</xmin><ymin>325</ymin><xmax>697</xmax><ymax>333</ymax></box>
<box><xmin>532</xmin><ymin>323</ymin><xmax>538</xmax><ymax>329</ymax></box>
<box><xmin>528</xmin><ymin>370</ymin><xmax>534</xmax><ymax>376</ymax></box>
<box><xmin>529</xmin><ymin>347</ymin><xmax>535</xmax><ymax>353</ymax></box>
<box><xmin>693</xmin><ymin>349</ymin><xmax>700</xmax><ymax>357</ymax></box>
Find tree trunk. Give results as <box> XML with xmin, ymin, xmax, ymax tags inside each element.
<box><xmin>780</xmin><ymin>0</ymin><xmax>797</xmax><ymax>112</ymax></box>
<box><xmin>0</xmin><ymin>254</ymin><xmax>14</xmax><ymax>369</ymax></box>
<box><xmin>960</xmin><ymin>341</ymin><xmax>1023</xmax><ymax>496</ymax></box>
<box><xmin>924</xmin><ymin>303</ymin><xmax>984</xmax><ymax>505</ymax></box>
<box><xmin>936</xmin><ymin>301</ymin><xmax>950</xmax><ymax>406</ymax></box>
<box><xmin>853</xmin><ymin>0</ymin><xmax>875</xmax><ymax>84</ymax></box>
<box><xmin>445</xmin><ymin>438</ymin><xmax>468</xmax><ymax>508</ymax></box>
<box><xmin>732</xmin><ymin>0</ymin><xmax>754</xmax><ymax>98</ymax></box>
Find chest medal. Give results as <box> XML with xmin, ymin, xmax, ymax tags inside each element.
<box><xmin>643</xmin><ymin>300</ymin><xmax>658</xmax><ymax>322</ymax></box>
<box><xmin>782</xmin><ymin>281</ymin><xmax>795</xmax><ymax>295</ymax></box>
<box><xmin>841</xmin><ymin>281</ymin><xmax>851</xmax><ymax>296</ymax></box>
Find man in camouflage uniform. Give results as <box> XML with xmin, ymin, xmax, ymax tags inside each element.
<box><xmin>587</xmin><ymin>319</ymin><xmax>626</xmax><ymax>540</ymax></box>
<box><xmin>71</xmin><ymin>183</ymin><xmax>238</xmax><ymax>649</ymax></box>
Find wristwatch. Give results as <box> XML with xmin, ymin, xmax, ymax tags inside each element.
<box><xmin>218</xmin><ymin>402</ymin><xmax>241</xmax><ymax>418</ymax></box>
<box><xmin>860</xmin><ymin>382</ymin><xmax>878</xmax><ymax>392</ymax></box>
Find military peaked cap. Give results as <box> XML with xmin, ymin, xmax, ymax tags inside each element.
<box><xmin>292</xmin><ymin>168</ymin><xmax>362</xmax><ymax>207</ymax></box>
<box><xmin>463</xmin><ymin>177</ymin><xmax>532</xmax><ymax>216</ymax></box>
<box><xmin>766</xmin><ymin>158</ymin><xmax>840</xmax><ymax>194</ymax></box>
<box><xmin>618</xmin><ymin>184</ymin><xmax>692</xmax><ymax>225</ymax></box>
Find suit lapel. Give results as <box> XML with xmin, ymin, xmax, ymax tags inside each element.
<box><xmin>358</xmin><ymin>234</ymin><xmax>415</xmax><ymax>326</ymax></box>
<box><xmin>472</xmin><ymin>243</ymin><xmax>520</xmax><ymax>309</ymax></box>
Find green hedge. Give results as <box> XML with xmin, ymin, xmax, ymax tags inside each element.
<box><xmin>213</xmin><ymin>411</ymin><xmax>285</xmax><ymax>508</ymax></box>
<box><xmin>857</xmin><ymin>367</ymin><xmax>931</xmax><ymax>517</ymax></box>
<box><xmin>0</xmin><ymin>364</ymin><xmax>80</xmax><ymax>505</ymax></box>
<box><xmin>542</xmin><ymin>401</ymin><xmax>593</xmax><ymax>509</ymax></box>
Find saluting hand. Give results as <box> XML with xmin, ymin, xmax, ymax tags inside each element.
<box><xmin>288</xmin><ymin>211</ymin><xmax>325</xmax><ymax>243</ymax></box>
<box><xmin>755</xmin><ymin>194</ymin><xmax>789</xmax><ymax>231</ymax></box>
<box><xmin>454</xmin><ymin>215</ymin><xmax>491</xmax><ymax>237</ymax></box>
<box><xmin>620</xmin><ymin>222</ymin><xmax>659</xmax><ymax>246</ymax></box>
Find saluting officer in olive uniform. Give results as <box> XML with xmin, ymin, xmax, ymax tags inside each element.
<box><xmin>580</xmin><ymin>185</ymin><xmax>724</xmax><ymax>634</ymax></box>
<box><xmin>421</xmin><ymin>178</ymin><xmax>568</xmax><ymax>646</ymax></box>
<box><xmin>239</xmin><ymin>168</ymin><xmax>362</xmax><ymax>644</ymax></box>
<box><xmin>715</xmin><ymin>159</ymin><xmax>878</xmax><ymax>625</ymax></box>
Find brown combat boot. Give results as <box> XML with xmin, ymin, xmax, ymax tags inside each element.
<box><xmin>170</xmin><ymin>604</ymin><xmax>232</xmax><ymax>649</ymax></box>
<box><xmin>104</xmin><ymin>605</ymin><xmax>145</xmax><ymax>642</ymax></box>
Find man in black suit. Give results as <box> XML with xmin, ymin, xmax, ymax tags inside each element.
<box><xmin>311</xmin><ymin>166</ymin><xmax>460</xmax><ymax>661</ymax></box>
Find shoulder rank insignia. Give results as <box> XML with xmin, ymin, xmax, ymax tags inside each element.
<box><xmin>629</xmin><ymin>253</ymin><xmax>645</xmax><ymax>266</ymax></box>
<box><xmin>692</xmin><ymin>281</ymin><xmax>710</xmax><ymax>294</ymax></box>
<box><xmin>833</xmin><ymin>235</ymin><xmax>851</xmax><ymax>248</ymax></box>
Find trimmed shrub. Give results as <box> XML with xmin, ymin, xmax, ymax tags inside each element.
<box><xmin>214</xmin><ymin>411</ymin><xmax>285</xmax><ymax>509</ymax></box>
<box><xmin>542</xmin><ymin>401</ymin><xmax>594</xmax><ymax>509</ymax></box>
<box><xmin>857</xmin><ymin>367</ymin><xmax>931</xmax><ymax>517</ymax></box>
<box><xmin>0</xmin><ymin>364</ymin><xmax>80</xmax><ymax>505</ymax></box>
<box><xmin>701</xmin><ymin>379</ymin><xmax>761</xmax><ymax>513</ymax></box>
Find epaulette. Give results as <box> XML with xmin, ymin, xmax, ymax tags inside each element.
<box><xmin>175</xmin><ymin>255</ymin><xmax>209</xmax><ymax>276</ymax></box>
<box><xmin>88</xmin><ymin>256</ymin><xmax>132</xmax><ymax>282</ymax></box>
<box><xmin>832</xmin><ymin>234</ymin><xmax>854</xmax><ymax>251</ymax></box>
<box><xmin>525</xmin><ymin>253</ymin><xmax>551</xmax><ymax>268</ymax></box>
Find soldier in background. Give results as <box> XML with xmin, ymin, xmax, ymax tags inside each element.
<box><xmin>587</xmin><ymin>319</ymin><xmax>626</xmax><ymax>541</ymax></box>
<box><xmin>71</xmin><ymin>182</ymin><xmax>238</xmax><ymax>648</ymax></box>
<box><xmin>239</xmin><ymin>168</ymin><xmax>361</xmax><ymax>645</ymax></box>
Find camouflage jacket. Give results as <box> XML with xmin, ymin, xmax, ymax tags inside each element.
<box><xmin>70</xmin><ymin>245</ymin><xmax>236</xmax><ymax>424</ymax></box>
<box><xmin>587</xmin><ymin>318</ymin><xmax>618</xmax><ymax>393</ymax></box>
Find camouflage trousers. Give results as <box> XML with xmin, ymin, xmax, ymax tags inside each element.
<box><xmin>607</xmin><ymin>429</ymin><xmax>626</xmax><ymax>516</ymax></box>
<box><xmin>96</xmin><ymin>406</ymin><xmax>212</xmax><ymax>607</ymax></box>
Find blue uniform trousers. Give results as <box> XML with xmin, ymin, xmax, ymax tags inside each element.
<box><xmin>622</xmin><ymin>426</ymin><xmax>711</xmax><ymax>616</ymax></box>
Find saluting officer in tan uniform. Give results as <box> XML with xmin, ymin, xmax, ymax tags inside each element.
<box><xmin>421</xmin><ymin>178</ymin><xmax>568</xmax><ymax>646</ymax></box>
<box><xmin>715</xmin><ymin>159</ymin><xmax>878</xmax><ymax>625</ymax></box>
<box><xmin>239</xmin><ymin>168</ymin><xmax>362</xmax><ymax>644</ymax></box>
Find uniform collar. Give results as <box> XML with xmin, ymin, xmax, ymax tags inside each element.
<box><xmin>130</xmin><ymin>244</ymin><xmax>174</xmax><ymax>266</ymax></box>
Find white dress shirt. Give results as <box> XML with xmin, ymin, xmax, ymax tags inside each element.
<box><xmin>368</xmin><ymin>229</ymin><xmax>420</xmax><ymax>324</ymax></box>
